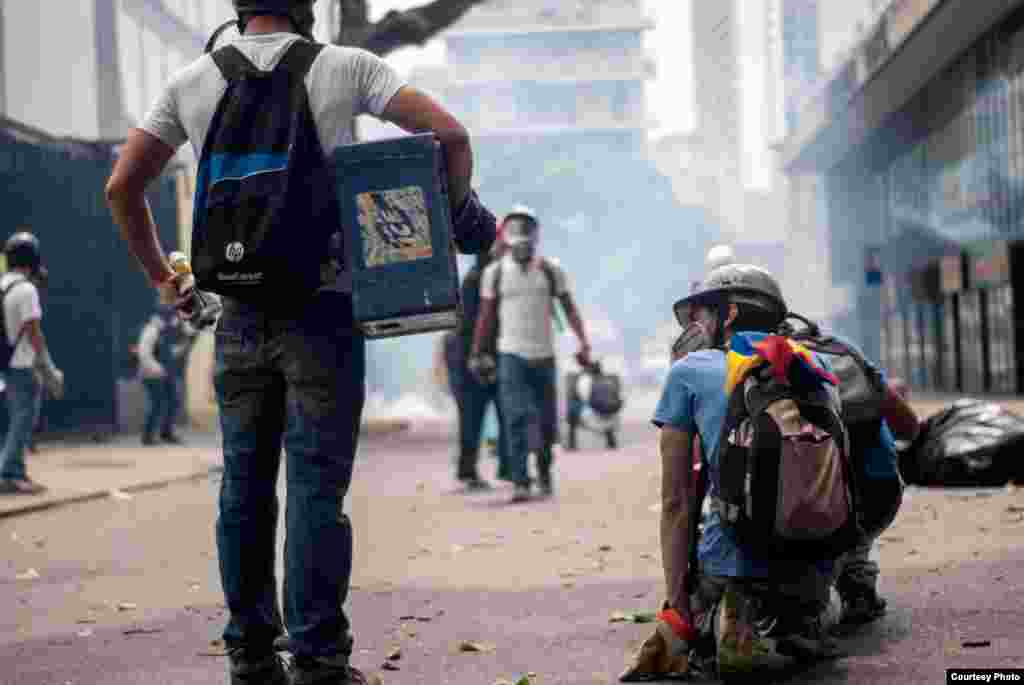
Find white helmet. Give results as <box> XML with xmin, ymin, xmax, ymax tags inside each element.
<box><xmin>705</xmin><ymin>244</ymin><xmax>736</xmax><ymax>271</ymax></box>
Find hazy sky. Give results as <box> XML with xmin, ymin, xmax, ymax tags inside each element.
<box><xmin>368</xmin><ymin>0</ymin><xmax>876</xmax><ymax>189</ymax></box>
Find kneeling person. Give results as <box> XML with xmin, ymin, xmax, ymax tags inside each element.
<box><xmin>625</xmin><ymin>265</ymin><xmax>845</xmax><ymax>681</ymax></box>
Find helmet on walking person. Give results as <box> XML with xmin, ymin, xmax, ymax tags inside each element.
<box><xmin>673</xmin><ymin>263</ymin><xmax>787</xmax><ymax>330</ymax></box>
<box><xmin>4</xmin><ymin>232</ymin><xmax>42</xmax><ymax>273</ymax></box>
<box><xmin>231</xmin><ymin>0</ymin><xmax>317</xmax><ymax>39</ymax></box>
<box><xmin>501</xmin><ymin>205</ymin><xmax>539</xmax><ymax>263</ymax></box>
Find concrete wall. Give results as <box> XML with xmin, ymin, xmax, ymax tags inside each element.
<box><xmin>3</xmin><ymin>0</ymin><xmax>100</xmax><ymax>138</ymax></box>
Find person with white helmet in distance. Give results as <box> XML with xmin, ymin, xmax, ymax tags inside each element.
<box><xmin>469</xmin><ymin>206</ymin><xmax>592</xmax><ymax>503</ymax></box>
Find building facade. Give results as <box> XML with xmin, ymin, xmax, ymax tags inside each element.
<box><xmin>781</xmin><ymin>0</ymin><xmax>1024</xmax><ymax>394</ymax></box>
<box><xmin>404</xmin><ymin>0</ymin><xmax>718</xmax><ymax>383</ymax></box>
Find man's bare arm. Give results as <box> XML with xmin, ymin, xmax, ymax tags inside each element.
<box><xmin>470</xmin><ymin>297</ymin><xmax>497</xmax><ymax>358</ymax></box>
<box><xmin>381</xmin><ymin>86</ymin><xmax>472</xmax><ymax>210</ymax></box>
<box><xmin>558</xmin><ymin>292</ymin><xmax>590</xmax><ymax>353</ymax></box>
<box><xmin>660</xmin><ymin>425</ymin><xmax>693</xmax><ymax>614</ymax></box>
<box><xmin>105</xmin><ymin>128</ymin><xmax>178</xmax><ymax>286</ymax></box>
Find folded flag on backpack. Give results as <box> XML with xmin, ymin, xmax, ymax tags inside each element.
<box><xmin>725</xmin><ymin>332</ymin><xmax>839</xmax><ymax>395</ymax></box>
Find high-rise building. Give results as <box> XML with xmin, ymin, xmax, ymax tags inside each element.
<box><xmin>438</xmin><ymin>0</ymin><xmax>655</xmax><ymax>147</ymax></box>
<box><xmin>780</xmin><ymin>0</ymin><xmax>820</xmax><ymax>133</ymax></box>
<box><xmin>690</xmin><ymin>0</ymin><xmax>744</xmax><ymax>239</ymax></box>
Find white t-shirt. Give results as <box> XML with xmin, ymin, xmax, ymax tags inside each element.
<box><xmin>1</xmin><ymin>273</ymin><xmax>41</xmax><ymax>369</ymax></box>
<box><xmin>139</xmin><ymin>33</ymin><xmax>406</xmax><ymax>158</ymax></box>
<box><xmin>480</xmin><ymin>255</ymin><xmax>568</xmax><ymax>360</ymax></box>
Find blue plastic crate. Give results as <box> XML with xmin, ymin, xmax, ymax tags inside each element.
<box><xmin>331</xmin><ymin>133</ymin><xmax>462</xmax><ymax>339</ymax></box>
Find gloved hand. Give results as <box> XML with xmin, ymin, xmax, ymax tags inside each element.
<box><xmin>619</xmin><ymin>607</ymin><xmax>697</xmax><ymax>682</ymax></box>
<box><xmin>35</xmin><ymin>357</ymin><xmax>65</xmax><ymax>400</ymax></box>
<box><xmin>467</xmin><ymin>353</ymin><xmax>497</xmax><ymax>386</ymax></box>
<box><xmin>451</xmin><ymin>190</ymin><xmax>498</xmax><ymax>255</ymax></box>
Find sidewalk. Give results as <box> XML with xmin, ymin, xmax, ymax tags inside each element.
<box><xmin>0</xmin><ymin>431</ymin><xmax>223</xmax><ymax>519</ymax></box>
<box><xmin>0</xmin><ymin>417</ymin><xmax>412</xmax><ymax>520</ymax></box>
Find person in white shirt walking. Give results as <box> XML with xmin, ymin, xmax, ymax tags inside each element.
<box><xmin>0</xmin><ymin>232</ymin><xmax>63</xmax><ymax>495</ymax></box>
<box><xmin>136</xmin><ymin>300</ymin><xmax>197</xmax><ymax>445</ymax></box>
<box><xmin>469</xmin><ymin>207</ymin><xmax>592</xmax><ymax>502</ymax></box>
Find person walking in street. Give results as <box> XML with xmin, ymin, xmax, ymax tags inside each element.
<box><xmin>0</xmin><ymin>233</ymin><xmax>63</xmax><ymax>495</ymax></box>
<box><xmin>469</xmin><ymin>206</ymin><xmax>591</xmax><ymax>503</ymax></box>
<box><xmin>136</xmin><ymin>300</ymin><xmax>197</xmax><ymax>446</ymax></box>
<box><xmin>445</xmin><ymin>249</ymin><xmax>509</xmax><ymax>491</ymax></box>
<box><xmin>105</xmin><ymin>2</ymin><xmax>495</xmax><ymax>684</ymax></box>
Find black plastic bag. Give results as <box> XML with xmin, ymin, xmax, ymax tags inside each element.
<box><xmin>900</xmin><ymin>398</ymin><xmax>1024</xmax><ymax>486</ymax></box>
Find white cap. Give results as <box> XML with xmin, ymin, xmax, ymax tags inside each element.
<box><xmin>706</xmin><ymin>244</ymin><xmax>736</xmax><ymax>271</ymax></box>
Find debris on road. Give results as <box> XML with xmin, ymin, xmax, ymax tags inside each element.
<box><xmin>962</xmin><ymin>639</ymin><xmax>992</xmax><ymax>648</ymax></box>
<box><xmin>386</xmin><ymin>646</ymin><xmax>401</xmax><ymax>661</ymax></box>
<box><xmin>457</xmin><ymin>640</ymin><xmax>496</xmax><ymax>653</ymax></box>
<box><xmin>108</xmin><ymin>488</ymin><xmax>134</xmax><ymax>501</ymax></box>
<box><xmin>198</xmin><ymin>639</ymin><xmax>230</xmax><ymax>656</ymax></box>
<box><xmin>610</xmin><ymin>611</ymin><xmax>656</xmax><ymax>624</ymax></box>
<box><xmin>15</xmin><ymin>567</ymin><xmax>40</xmax><ymax>581</ymax></box>
<box><xmin>116</xmin><ymin>602</ymin><xmax>138</xmax><ymax>611</ymax></box>
<box><xmin>123</xmin><ymin>627</ymin><xmax>164</xmax><ymax>636</ymax></box>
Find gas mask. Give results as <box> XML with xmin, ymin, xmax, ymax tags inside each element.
<box><xmin>510</xmin><ymin>241</ymin><xmax>536</xmax><ymax>263</ymax></box>
<box><xmin>671</xmin><ymin>320</ymin><xmax>713</xmax><ymax>363</ymax></box>
<box><xmin>502</xmin><ymin>215</ymin><xmax>538</xmax><ymax>264</ymax></box>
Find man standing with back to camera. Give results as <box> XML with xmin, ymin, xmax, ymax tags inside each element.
<box><xmin>105</xmin><ymin>2</ymin><xmax>495</xmax><ymax>684</ymax></box>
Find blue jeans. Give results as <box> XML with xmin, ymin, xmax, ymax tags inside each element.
<box><xmin>497</xmin><ymin>353</ymin><xmax>558</xmax><ymax>486</ymax></box>
<box><xmin>1</xmin><ymin>368</ymin><xmax>41</xmax><ymax>481</ymax></box>
<box><xmin>447</xmin><ymin>350</ymin><xmax>507</xmax><ymax>480</ymax></box>
<box><xmin>142</xmin><ymin>376</ymin><xmax>180</xmax><ymax>439</ymax></box>
<box><xmin>213</xmin><ymin>293</ymin><xmax>365</xmax><ymax>659</ymax></box>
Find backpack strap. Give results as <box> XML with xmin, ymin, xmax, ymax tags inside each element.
<box><xmin>539</xmin><ymin>257</ymin><xmax>559</xmax><ymax>298</ymax></box>
<box><xmin>275</xmin><ymin>40</ymin><xmax>325</xmax><ymax>80</ymax></box>
<box><xmin>210</xmin><ymin>46</ymin><xmax>260</xmax><ymax>82</ymax></box>
<box><xmin>2</xmin><ymin>276</ymin><xmax>31</xmax><ymax>353</ymax></box>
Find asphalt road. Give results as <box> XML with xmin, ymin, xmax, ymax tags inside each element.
<box><xmin>1</xmin><ymin>418</ymin><xmax>1022</xmax><ymax>685</ymax></box>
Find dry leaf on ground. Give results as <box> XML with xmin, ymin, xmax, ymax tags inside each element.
<box><xmin>386</xmin><ymin>647</ymin><xmax>401</xmax><ymax>661</ymax></box>
<box><xmin>15</xmin><ymin>568</ymin><xmax>41</xmax><ymax>581</ymax></box>
<box><xmin>457</xmin><ymin>640</ymin><xmax>497</xmax><ymax>653</ymax></box>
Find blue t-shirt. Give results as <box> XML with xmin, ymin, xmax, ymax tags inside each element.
<box><xmin>653</xmin><ymin>348</ymin><xmax>834</xmax><ymax>578</ymax></box>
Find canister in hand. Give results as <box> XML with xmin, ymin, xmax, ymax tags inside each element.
<box><xmin>167</xmin><ymin>251</ymin><xmax>222</xmax><ymax>329</ymax></box>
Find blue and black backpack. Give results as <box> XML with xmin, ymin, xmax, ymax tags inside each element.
<box><xmin>191</xmin><ymin>39</ymin><xmax>342</xmax><ymax>301</ymax></box>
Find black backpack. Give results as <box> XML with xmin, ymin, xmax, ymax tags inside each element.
<box><xmin>713</xmin><ymin>336</ymin><xmax>861</xmax><ymax>560</ymax></box>
<box><xmin>0</xmin><ymin>276</ymin><xmax>29</xmax><ymax>371</ymax></box>
<box><xmin>586</xmin><ymin>369</ymin><xmax>623</xmax><ymax>416</ymax></box>
<box><xmin>190</xmin><ymin>40</ymin><xmax>342</xmax><ymax>302</ymax></box>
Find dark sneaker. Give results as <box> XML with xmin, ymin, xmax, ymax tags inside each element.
<box><xmin>464</xmin><ymin>477</ymin><xmax>493</xmax><ymax>492</ymax></box>
<box><xmin>292</xmin><ymin>654</ymin><xmax>369</xmax><ymax>685</ymax></box>
<box><xmin>775</xmin><ymin>614</ymin><xmax>845</xmax><ymax>661</ymax></box>
<box><xmin>160</xmin><ymin>433</ymin><xmax>185</xmax><ymax>445</ymax></box>
<box><xmin>509</xmin><ymin>483</ymin><xmax>532</xmax><ymax>503</ymax></box>
<box><xmin>537</xmin><ymin>476</ymin><xmax>554</xmax><ymax>498</ymax></box>
<box><xmin>839</xmin><ymin>590</ymin><xmax>887</xmax><ymax>626</ymax></box>
<box><xmin>141</xmin><ymin>435</ymin><xmax>157</xmax><ymax>446</ymax></box>
<box><xmin>227</xmin><ymin>647</ymin><xmax>289</xmax><ymax>685</ymax></box>
<box><xmin>0</xmin><ymin>478</ymin><xmax>47</xmax><ymax>495</ymax></box>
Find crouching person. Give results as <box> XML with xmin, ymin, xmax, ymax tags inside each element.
<box><xmin>622</xmin><ymin>265</ymin><xmax>848</xmax><ymax>682</ymax></box>
<box><xmin>824</xmin><ymin>348</ymin><xmax>919</xmax><ymax>626</ymax></box>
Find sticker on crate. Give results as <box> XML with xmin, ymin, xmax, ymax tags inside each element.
<box><xmin>357</xmin><ymin>187</ymin><xmax>434</xmax><ymax>267</ymax></box>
